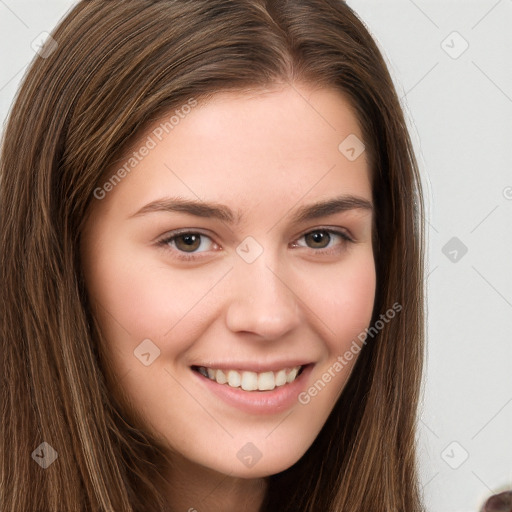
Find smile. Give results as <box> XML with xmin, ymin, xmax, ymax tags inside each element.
<box><xmin>192</xmin><ymin>365</ymin><xmax>304</xmax><ymax>392</ymax></box>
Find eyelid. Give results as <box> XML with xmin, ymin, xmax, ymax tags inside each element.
<box><xmin>155</xmin><ymin>227</ymin><xmax>212</xmax><ymax>241</ymax></box>
<box><xmin>295</xmin><ymin>225</ymin><xmax>355</xmax><ymax>243</ymax></box>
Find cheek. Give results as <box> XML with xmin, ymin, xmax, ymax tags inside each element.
<box><xmin>320</xmin><ymin>268</ymin><xmax>375</xmax><ymax>393</ymax></box>
<box><xmin>82</xmin><ymin>239</ymin><xmax>239</xmax><ymax>399</ymax></box>
<box><xmin>295</xmin><ymin>255</ymin><xmax>375</xmax><ymax>419</ymax></box>
<box><xmin>84</xmin><ymin>239</ymin><xmax>225</xmax><ymax>342</ymax></box>
<box><xmin>308</xmin><ymin>250</ymin><xmax>376</xmax><ymax>352</ymax></box>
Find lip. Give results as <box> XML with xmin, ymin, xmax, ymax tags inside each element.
<box><xmin>191</xmin><ymin>363</ymin><xmax>314</xmax><ymax>415</ymax></box>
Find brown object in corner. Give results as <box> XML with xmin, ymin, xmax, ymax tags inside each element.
<box><xmin>482</xmin><ymin>491</ymin><xmax>512</xmax><ymax>512</ymax></box>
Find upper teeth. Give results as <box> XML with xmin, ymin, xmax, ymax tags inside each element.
<box><xmin>196</xmin><ymin>366</ymin><xmax>302</xmax><ymax>391</ymax></box>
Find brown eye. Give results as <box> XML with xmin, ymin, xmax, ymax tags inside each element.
<box><xmin>304</xmin><ymin>231</ymin><xmax>332</xmax><ymax>249</ymax></box>
<box><xmin>292</xmin><ymin>228</ymin><xmax>353</xmax><ymax>255</ymax></box>
<box><xmin>174</xmin><ymin>233</ymin><xmax>202</xmax><ymax>253</ymax></box>
<box><xmin>158</xmin><ymin>231</ymin><xmax>215</xmax><ymax>259</ymax></box>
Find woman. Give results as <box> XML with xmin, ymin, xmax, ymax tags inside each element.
<box><xmin>0</xmin><ymin>1</ymin><xmax>425</xmax><ymax>510</ymax></box>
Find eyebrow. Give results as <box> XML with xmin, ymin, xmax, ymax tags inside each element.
<box><xmin>130</xmin><ymin>194</ymin><xmax>373</xmax><ymax>224</ymax></box>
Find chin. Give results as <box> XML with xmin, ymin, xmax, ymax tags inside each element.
<box><xmin>207</xmin><ymin>441</ymin><xmax>310</xmax><ymax>479</ymax></box>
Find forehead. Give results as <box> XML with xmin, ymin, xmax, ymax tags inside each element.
<box><xmin>93</xmin><ymin>83</ymin><xmax>371</xmax><ymax>220</ymax></box>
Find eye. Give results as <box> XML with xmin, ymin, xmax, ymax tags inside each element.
<box><xmin>157</xmin><ymin>227</ymin><xmax>354</xmax><ymax>262</ymax></box>
<box><xmin>157</xmin><ymin>230</ymin><xmax>217</xmax><ymax>261</ymax></box>
<box><xmin>292</xmin><ymin>228</ymin><xmax>354</xmax><ymax>255</ymax></box>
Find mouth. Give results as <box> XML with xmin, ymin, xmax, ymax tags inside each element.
<box><xmin>191</xmin><ymin>364</ymin><xmax>306</xmax><ymax>392</ymax></box>
<box><xmin>190</xmin><ymin>362</ymin><xmax>314</xmax><ymax>414</ymax></box>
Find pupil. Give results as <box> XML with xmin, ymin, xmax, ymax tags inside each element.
<box><xmin>308</xmin><ymin>231</ymin><xmax>329</xmax><ymax>248</ymax></box>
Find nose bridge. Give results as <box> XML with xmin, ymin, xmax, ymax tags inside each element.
<box><xmin>224</xmin><ymin>245</ymin><xmax>301</xmax><ymax>339</ymax></box>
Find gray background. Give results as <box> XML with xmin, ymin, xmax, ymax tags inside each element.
<box><xmin>1</xmin><ymin>1</ymin><xmax>511</xmax><ymax>511</ymax></box>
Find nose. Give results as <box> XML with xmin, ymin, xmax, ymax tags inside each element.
<box><xmin>224</xmin><ymin>254</ymin><xmax>302</xmax><ymax>340</ymax></box>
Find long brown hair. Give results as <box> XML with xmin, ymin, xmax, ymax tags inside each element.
<box><xmin>0</xmin><ymin>1</ymin><xmax>425</xmax><ymax>510</ymax></box>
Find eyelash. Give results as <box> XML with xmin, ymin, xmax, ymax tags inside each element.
<box><xmin>156</xmin><ymin>228</ymin><xmax>354</xmax><ymax>262</ymax></box>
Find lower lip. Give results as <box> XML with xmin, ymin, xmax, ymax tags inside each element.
<box><xmin>191</xmin><ymin>364</ymin><xmax>314</xmax><ymax>415</ymax></box>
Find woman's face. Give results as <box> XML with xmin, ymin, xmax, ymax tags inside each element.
<box><xmin>80</xmin><ymin>83</ymin><xmax>375</xmax><ymax>478</ymax></box>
